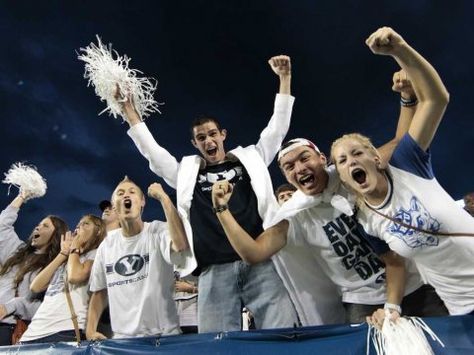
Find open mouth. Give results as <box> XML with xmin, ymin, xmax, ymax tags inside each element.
<box><xmin>299</xmin><ymin>174</ymin><xmax>315</xmax><ymax>187</ymax></box>
<box><xmin>124</xmin><ymin>199</ymin><xmax>132</xmax><ymax>209</ymax></box>
<box><xmin>32</xmin><ymin>233</ymin><xmax>40</xmax><ymax>240</ymax></box>
<box><xmin>206</xmin><ymin>147</ymin><xmax>217</xmax><ymax>157</ymax></box>
<box><xmin>351</xmin><ymin>168</ymin><xmax>367</xmax><ymax>185</ymax></box>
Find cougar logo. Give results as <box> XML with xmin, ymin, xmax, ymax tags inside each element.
<box><xmin>387</xmin><ymin>196</ymin><xmax>440</xmax><ymax>248</ymax></box>
<box><xmin>198</xmin><ymin>167</ymin><xmax>243</xmax><ymax>184</ymax></box>
<box><xmin>114</xmin><ymin>254</ymin><xmax>145</xmax><ymax>276</ymax></box>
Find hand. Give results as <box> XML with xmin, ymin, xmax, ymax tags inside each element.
<box><xmin>366</xmin><ymin>308</ymin><xmax>400</xmax><ymax>329</ymax></box>
<box><xmin>148</xmin><ymin>183</ymin><xmax>169</xmax><ymax>202</ymax></box>
<box><xmin>0</xmin><ymin>304</ymin><xmax>8</xmax><ymax>320</ymax></box>
<box><xmin>70</xmin><ymin>230</ymin><xmax>87</xmax><ymax>252</ymax></box>
<box><xmin>211</xmin><ymin>180</ymin><xmax>233</xmax><ymax>207</ymax></box>
<box><xmin>366</xmin><ymin>27</ymin><xmax>406</xmax><ymax>56</ymax></box>
<box><xmin>60</xmin><ymin>231</ymin><xmax>74</xmax><ymax>256</ymax></box>
<box><xmin>19</xmin><ymin>190</ymin><xmax>34</xmax><ymax>202</ymax></box>
<box><xmin>392</xmin><ymin>69</ymin><xmax>416</xmax><ymax>100</ymax></box>
<box><xmin>114</xmin><ymin>84</ymin><xmax>140</xmax><ymax>121</ymax></box>
<box><xmin>175</xmin><ymin>280</ymin><xmax>195</xmax><ymax>293</ymax></box>
<box><xmin>86</xmin><ymin>331</ymin><xmax>107</xmax><ymax>341</ymax></box>
<box><xmin>268</xmin><ymin>55</ymin><xmax>291</xmax><ymax>77</ymax></box>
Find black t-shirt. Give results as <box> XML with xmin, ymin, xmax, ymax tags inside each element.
<box><xmin>190</xmin><ymin>160</ymin><xmax>263</xmax><ymax>269</ymax></box>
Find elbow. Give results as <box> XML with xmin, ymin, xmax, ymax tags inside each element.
<box><xmin>68</xmin><ymin>273</ymin><xmax>88</xmax><ymax>285</ymax></box>
<box><xmin>30</xmin><ymin>283</ymin><xmax>44</xmax><ymax>294</ymax></box>
<box><xmin>242</xmin><ymin>254</ymin><xmax>264</xmax><ymax>265</ymax></box>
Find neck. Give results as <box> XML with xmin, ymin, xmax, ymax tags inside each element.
<box><xmin>365</xmin><ymin>171</ymin><xmax>389</xmax><ymax>206</ymax></box>
<box><xmin>106</xmin><ymin>221</ymin><xmax>121</xmax><ymax>232</ymax></box>
<box><xmin>120</xmin><ymin>218</ymin><xmax>144</xmax><ymax>237</ymax></box>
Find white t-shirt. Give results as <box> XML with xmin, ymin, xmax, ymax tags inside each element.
<box><xmin>358</xmin><ymin>134</ymin><xmax>474</xmax><ymax>315</ymax></box>
<box><xmin>89</xmin><ymin>221</ymin><xmax>181</xmax><ymax>338</ymax></box>
<box><xmin>21</xmin><ymin>249</ymin><xmax>97</xmax><ymax>342</ymax></box>
<box><xmin>270</xmin><ymin>166</ymin><xmax>422</xmax><ymax>305</ymax></box>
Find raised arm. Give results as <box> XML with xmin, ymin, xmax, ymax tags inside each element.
<box><xmin>30</xmin><ymin>232</ymin><xmax>71</xmax><ymax>293</ymax></box>
<box><xmin>256</xmin><ymin>55</ymin><xmax>295</xmax><ymax>166</ymax></box>
<box><xmin>0</xmin><ymin>192</ymin><xmax>27</xmax><ymax>264</ymax></box>
<box><xmin>148</xmin><ymin>183</ymin><xmax>188</xmax><ymax>252</ymax></box>
<box><xmin>67</xmin><ymin>231</ymin><xmax>95</xmax><ymax>284</ymax></box>
<box><xmin>377</xmin><ymin>69</ymin><xmax>418</xmax><ymax>163</ymax></box>
<box><xmin>366</xmin><ymin>27</ymin><xmax>449</xmax><ymax>151</ymax></box>
<box><xmin>115</xmin><ymin>89</ymin><xmax>179</xmax><ymax>189</ymax></box>
<box><xmin>211</xmin><ymin>180</ymin><xmax>288</xmax><ymax>263</ymax></box>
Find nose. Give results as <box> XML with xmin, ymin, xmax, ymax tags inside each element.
<box><xmin>294</xmin><ymin>161</ymin><xmax>307</xmax><ymax>174</ymax></box>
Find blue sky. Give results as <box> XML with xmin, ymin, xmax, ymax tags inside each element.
<box><xmin>1</xmin><ymin>1</ymin><xmax>473</xmax><ymax>238</ymax></box>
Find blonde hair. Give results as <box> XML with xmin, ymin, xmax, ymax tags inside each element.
<box><xmin>330</xmin><ymin>133</ymin><xmax>384</xmax><ymax>209</ymax></box>
<box><xmin>111</xmin><ymin>175</ymin><xmax>144</xmax><ymax>202</ymax></box>
<box><xmin>330</xmin><ymin>133</ymin><xmax>379</xmax><ymax>164</ymax></box>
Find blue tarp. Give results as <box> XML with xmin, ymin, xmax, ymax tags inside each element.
<box><xmin>1</xmin><ymin>315</ymin><xmax>473</xmax><ymax>354</ymax></box>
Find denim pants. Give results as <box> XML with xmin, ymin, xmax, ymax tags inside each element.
<box><xmin>343</xmin><ymin>284</ymin><xmax>448</xmax><ymax>323</ymax></box>
<box><xmin>198</xmin><ymin>259</ymin><xmax>298</xmax><ymax>333</ymax></box>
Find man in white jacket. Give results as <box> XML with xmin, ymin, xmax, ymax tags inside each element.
<box><xmin>117</xmin><ymin>56</ymin><xmax>299</xmax><ymax>332</ymax></box>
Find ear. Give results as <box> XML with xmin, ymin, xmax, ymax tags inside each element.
<box><xmin>220</xmin><ymin>129</ymin><xmax>227</xmax><ymax>141</ymax></box>
<box><xmin>319</xmin><ymin>152</ymin><xmax>328</xmax><ymax>165</ymax></box>
<box><xmin>191</xmin><ymin>138</ymin><xmax>198</xmax><ymax>149</ymax></box>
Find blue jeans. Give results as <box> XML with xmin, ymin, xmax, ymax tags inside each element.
<box><xmin>198</xmin><ymin>259</ymin><xmax>298</xmax><ymax>333</ymax></box>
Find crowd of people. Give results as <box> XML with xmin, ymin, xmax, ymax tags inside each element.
<box><xmin>0</xmin><ymin>27</ymin><xmax>473</xmax><ymax>346</ymax></box>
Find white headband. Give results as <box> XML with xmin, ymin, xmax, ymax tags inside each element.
<box><xmin>277</xmin><ymin>138</ymin><xmax>320</xmax><ymax>161</ymax></box>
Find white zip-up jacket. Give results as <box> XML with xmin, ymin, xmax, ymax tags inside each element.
<box><xmin>127</xmin><ymin>94</ymin><xmax>344</xmax><ymax>325</ymax></box>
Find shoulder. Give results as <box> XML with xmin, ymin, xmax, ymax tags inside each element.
<box><xmin>389</xmin><ymin>133</ymin><xmax>434</xmax><ymax>179</ymax></box>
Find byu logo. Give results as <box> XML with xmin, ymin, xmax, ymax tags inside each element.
<box><xmin>387</xmin><ymin>196</ymin><xmax>440</xmax><ymax>248</ymax></box>
<box><xmin>114</xmin><ymin>254</ymin><xmax>145</xmax><ymax>276</ymax></box>
<box><xmin>198</xmin><ymin>167</ymin><xmax>243</xmax><ymax>184</ymax></box>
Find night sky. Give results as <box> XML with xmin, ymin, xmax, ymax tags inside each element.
<box><xmin>1</xmin><ymin>1</ymin><xmax>473</xmax><ymax>239</ymax></box>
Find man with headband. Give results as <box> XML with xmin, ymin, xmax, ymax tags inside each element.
<box><xmin>211</xmin><ymin>72</ymin><xmax>447</xmax><ymax>323</ymax></box>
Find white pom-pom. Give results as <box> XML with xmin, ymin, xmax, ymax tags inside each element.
<box><xmin>2</xmin><ymin>163</ymin><xmax>47</xmax><ymax>200</ymax></box>
<box><xmin>78</xmin><ymin>35</ymin><xmax>160</xmax><ymax>120</ymax></box>
<box><xmin>367</xmin><ymin>316</ymin><xmax>444</xmax><ymax>355</ymax></box>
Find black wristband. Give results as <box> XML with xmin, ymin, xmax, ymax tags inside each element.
<box><xmin>400</xmin><ymin>96</ymin><xmax>418</xmax><ymax>107</ymax></box>
<box><xmin>213</xmin><ymin>204</ymin><xmax>228</xmax><ymax>214</ymax></box>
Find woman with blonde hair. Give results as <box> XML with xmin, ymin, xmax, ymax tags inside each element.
<box><xmin>20</xmin><ymin>214</ymin><xmax>106</xmax><ymax>343</ymax></box>
<box><xmin>331</xmin><ymin>27</ymin><xmax>474</xmax><ymax>325</ymax></box>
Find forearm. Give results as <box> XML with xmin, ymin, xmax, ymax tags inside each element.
<box><xmin>393</xmin><ymin>44</ymin><xmax>449</xmax><ymax>105</ymax></box>
<box><xmin>160</xmin><ymin>196</ymin><xmax>188</xmax><ymax>252</ymax></box>
<box><xmin>279</xmin><ymin>74</ymin><xmax>291</xmax><ymax>95</ymax></box>
<box><xmin>9</xmin><ymin>195</ymin><xmax>25</xmax><ymax>210</ymax></box>
<box><xmin>381</xmin><ymin>251</ymin><xmax>406</xmax><ymax>307</ymax></box>
<box><xmin>127</xmin><ymin>123</ymin><xmax>179</xmax><ymax>189</ymax></box>
<box><xmin>216</xmin><ymin>210</ymin><xmax>285</xmax><ymax>263</ymax></box>
<box><xmin>86</xmin><ymin>290</ymin><xmax>108</xmax><ymax>336</ymax></box>
<box><xmin>122</xmin><ymin>102</ymin><xmax>142</xmax><ymax>126</ymax></box>
<box><xmin>67</xmin><ymin>254</ymin><xmax>92</xmax><ymax>284</ymax></box>
<box><xmin>30</xmin><ymin>254</ymin><xmax>67</xmax><ymax>293</ymax></box>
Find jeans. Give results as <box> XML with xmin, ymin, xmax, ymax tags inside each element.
<box><xmin>20</xmin><ymin>330</ymin><xmax>85</xmax><ymax>344</ymax></box>
<box><xmin>343</xmin><ymin>284</ymin><xmax>448</xmax><ymax>323</ymax></box>
<box><xmin>198</xmin><ymin>259</ymin><xmax>298</xmax><ymax>333</ymax></box>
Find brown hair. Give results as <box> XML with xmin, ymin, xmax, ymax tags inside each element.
<box><xmin>79</xmin><ymin>215</ymin><xmax>106</xmax><ymax>254</ymax></box>
<box><xmin>0</xmin><ymin>215</ymin><xmax>68</xmax><ymax>286</ymax></box>
<box><xmin>190</xmin><ymin>115</ymin><xmax>222</xmax><ymax>138</ymax></box>
<box><xmin>275</xmin><ymin>183</ymin><xmax>297</xmax><ymax>198</ymax></box>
